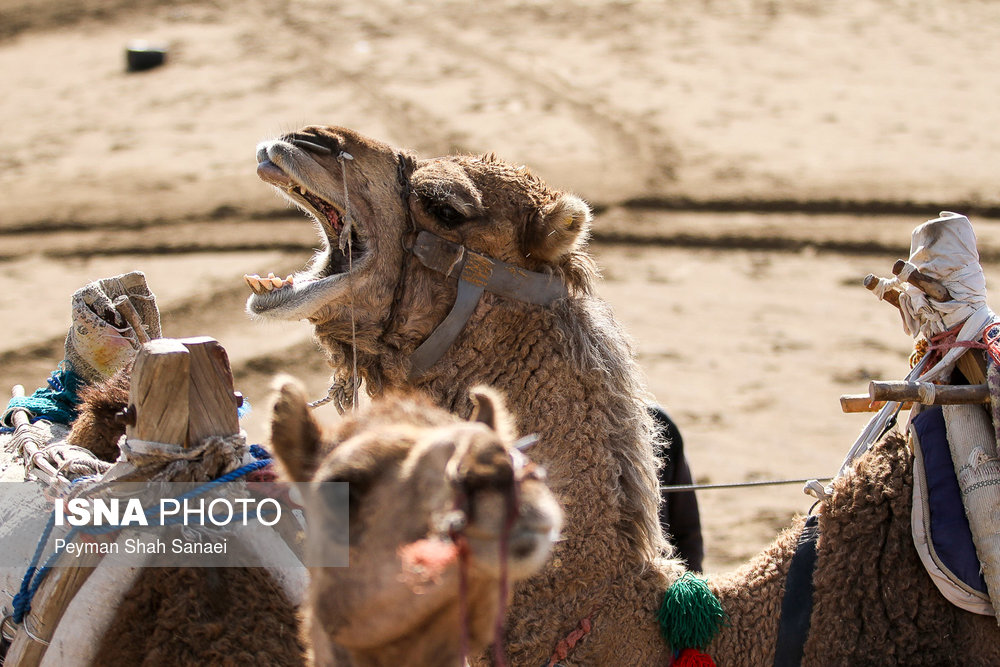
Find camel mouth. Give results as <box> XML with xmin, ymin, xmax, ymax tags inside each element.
<box><xmin>247</xmin><ymin>142</ymin><xmax>371</xmax><ymax>321</ymax></box>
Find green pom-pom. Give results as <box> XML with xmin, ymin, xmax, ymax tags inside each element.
<box><xmin>657</xmin><ymin>572</ymin><xmax>726</xmax><ymax>651</ymax></box>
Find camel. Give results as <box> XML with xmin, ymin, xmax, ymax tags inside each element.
<box><xmin>59</xmin><ymin>372</ymin><xmax>558</xmax><ymax>666</ymax></box>
<box><xmin>251</xmin><ymin>125</ymin><xmax>665</xmax><ymax>663</ymax></box>
<box><xmin>249</xmin><ymin>126</ymin><xmax>1000</xmax><ymax>664</ymax></box>
<box><xmin>269</xmin><ymin>378</ymin><xmax>561</xmax><ymax>666</ymax></box>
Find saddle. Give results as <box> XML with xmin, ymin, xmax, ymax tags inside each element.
<box><xmin>910</xmin><ymin>404</ymin><xmax>993</xmax><ymax>615</ymax></box>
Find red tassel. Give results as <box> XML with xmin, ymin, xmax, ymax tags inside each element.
<box><xmin>673</xmin><ymin>648</ymin><xmax>716</xmax><ymax>667</ymax></box>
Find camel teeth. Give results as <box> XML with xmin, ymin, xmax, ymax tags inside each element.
<box><xmin>270</xmin><ymin>276</ymin><xmax>284</xmax><ymax>289</ymax></box>
<box><xmin>298</xmin><ymin>186</ymin><xmax>307</xmax><ymax>195</ymax></box>
<box><xmin>285</xmin><ymin>274</ymin><xmax>295</xmax><ymax>286</ymax></box>
<box><xmin>244</xmin><ymin>274</ymin><xmax>263</xmax><ymax>294</ymax></box>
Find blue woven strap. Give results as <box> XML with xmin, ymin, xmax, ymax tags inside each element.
<box><xmin>4</xmin><ymin>363</ymin><xmax>84</xmax><ymax>427</ymax></box>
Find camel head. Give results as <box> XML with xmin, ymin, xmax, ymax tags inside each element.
<box><xmin>268</xmin><ymin>377</ymin><xmax>562</xmax><ymax>664</ymax></box>
<box><xmin>250</xmin><ymin>126</ymin><xmax>596</xmax><ymax>393</ymax></box>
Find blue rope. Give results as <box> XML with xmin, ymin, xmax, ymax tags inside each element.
<box><xmin>249</xmin><ymin>444</ymin><xmax>272</xmax><ymax>460</ymax></box>
<box><xmin>5</xmin><ymin>363</ymin><xmax>84</xmax><ymax>426</ymax></box>
<box><xmin>11</xmin><ymin>513</ymin><xmax>56</xmax><ymax>623</ymax></box>
<box><xmin>9</xmin><ymin>458</ymin><xmax>271</xmax><ymax>625</ymax></box>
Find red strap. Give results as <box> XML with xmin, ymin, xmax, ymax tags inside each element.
<box><xmin>546</xmin><ymin>613</ymin><xmax>595</xmax><ymax>666</ymax></box>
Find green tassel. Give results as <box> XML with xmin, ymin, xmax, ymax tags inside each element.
<box><xmin>657</xmin><ymin>572</ymin><xmax>726</xmax><ymax>651</ymax></box>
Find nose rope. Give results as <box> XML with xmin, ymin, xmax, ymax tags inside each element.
<box><xmin>309</xmin><ymin>152</ymin><xmax>362</xmax><ymax>412</ymax></box>
<box><xmin>447</xmin><ymin>446</ymin><xmax>523</xmax><ymax>667</ymax></box>
<box><xmin>490</xmin><ymin>467</ymin><xmax>519</xmax><ymax>667</ymax></box>
<box><xmin>448</xmin><ymin>501</ymin><xmax>472</xmax><ymax>667</ymax></box>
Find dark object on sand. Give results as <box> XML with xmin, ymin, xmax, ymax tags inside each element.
<box><xmin>125</xmin><ymin>41</ymin><xmax>168</xmax><ymax>72</ymax></box>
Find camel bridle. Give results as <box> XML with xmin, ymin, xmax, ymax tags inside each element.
<box><xmin>382</xmin><ymin>154</ymin><xmax>569</xmax><ymax>381</ymax></box>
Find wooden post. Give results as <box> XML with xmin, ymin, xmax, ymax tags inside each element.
<box><xmin>869</xmin><ymin>380</ymin><xmax>989</xmax><ymax>405</ymax></box>
<box><xmin>4</xmin><ymin>336</ymin><xmax>240</xmax><ymax>665</ymax></box>
<box><xmin>113</xmin><ymin>295</ymin><xmax>151</xmax><ymax>346</ymax></box>
<box><xmin>839</xmin><ymin>394</ymin><xmax>913</xmax><ymax>413</ymax></box>
<box><xmin>863</xmin><ymin>274</ymin><xmax>902</xmax><ymax>309</ymax></box>
<box><xmin>128</xmin><ymin>338</ymin><xmax>191</xmax><ymax>447</ymax></box>
<box><xmin>956</xmin><ymin>350</ymin><xmax>989</xmax><ymax>385</ymax></box>
<box><xmin>181</xmin><ymin>336</ymin><xmax>239</xmax><ymax>446</ymax></box>
<box><xmin>125</xmin><ymin>337</ymin><xmax>239</xmax><ymax>449</ymax></box>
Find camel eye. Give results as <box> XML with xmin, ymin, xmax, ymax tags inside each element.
<box><xmin>427</xmin><ymin>202</ymin><xmax>466</xmax><ymax>228</ymax></box>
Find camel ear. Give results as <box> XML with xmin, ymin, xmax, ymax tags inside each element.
<box><xmin>526</xmin><ymin>193</ymin><xmax>592</xmax><ymax>263</ymax></box>
<box><xmin>268</xmin><ymin>375</ymin><xmax>323</xmax><ymax>482</ymax></box>
<box><xmin>468</xmin><ymin>386</ymin><xmax>514</xmax><ymax>441</ymax></box>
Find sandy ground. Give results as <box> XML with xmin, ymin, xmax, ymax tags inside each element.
<box><xmin>4</xmin><ymin>0</ymin><xmax>1000</xmax><ymax>573</ymax></box>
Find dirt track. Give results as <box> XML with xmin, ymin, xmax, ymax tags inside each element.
<box><xmin>5</xmin><ymin>0</ymin><xmax>1000</xmax><ymax>571</ymax></box>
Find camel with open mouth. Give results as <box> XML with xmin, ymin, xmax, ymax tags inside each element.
<box><xmin>250</xmin><ymin>126</ymin><xmax>667</xmax><ymax>663</ymax></box>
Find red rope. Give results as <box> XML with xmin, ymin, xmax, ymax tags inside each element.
<box><xmin>984</xmin><ymin>323</ymin><xmax>1000</xmax><ymax>366</ymax></box>
<box><xmin>927</xmin><ymin>322</ymin><xmax>988</xmax><ymax>353</ymax></box>
<box><xmin>546</xmin><ymin>613</ymin><xmax>596</xmax><ymax>666</ymax></box>
<box><xmin>917</xmin><ymin>320</ymin><xmax>1000</xmax><ymax>375</ymax></box>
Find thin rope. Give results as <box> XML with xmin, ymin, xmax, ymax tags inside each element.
<box><xmin>10</xmin><ymin>513</ymin><xmax>56</xmax><ymax>623</ymax></box>
<box><xmin>490</xmin><ymin>482</ymin><xmax>517</xmax><ymax>667</ymax></box>
<box><xmin>307</xmin><ymin>153</ymin><xmax>362</xmax><ymax>412</ymax></box>
<box><xmin>662</xmin><ymin>476</ymin><xmax>833</xmax><ymax>493</ymax></box>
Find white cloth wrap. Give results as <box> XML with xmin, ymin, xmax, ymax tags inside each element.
<box><xmin>835</xmin><ymin>212</ymin><xmax>996</xmax><ymax>481</ymax></box>
<box><xmin>897</xmin><ymin>212</ymin><xmax>989</xmax><ymax>339</ymax></box>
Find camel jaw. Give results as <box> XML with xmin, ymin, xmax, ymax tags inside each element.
<box><xmin>248</xmin><ymin>139</ymin><xmax>371</xmax><ymax>322</ymax></box>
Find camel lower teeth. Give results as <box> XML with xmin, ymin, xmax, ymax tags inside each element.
<box><xmin>244</xmin><ymin>273</ymin><xmax>294</xmax><ymax>294</ymax></box>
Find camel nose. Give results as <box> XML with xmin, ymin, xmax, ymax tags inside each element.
<box><xmin>457</xmin><ymin>439</ymin><xmax>515</xmax><ymax>495</ymax></box>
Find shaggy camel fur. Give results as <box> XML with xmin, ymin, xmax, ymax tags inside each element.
<box><xmin>250</xmin><ymin>126</ymin><xmax>1000</xmax><ymax>664</ymax></box>
<box><xmin>66</xmin><ymin>372</ymin><xmax>558</xmax><ymax>666</ymax></box>
<box><xmin>269</xmin><ymin>379</ymin><xmax>561</xmax><ymax>666</ymax></box>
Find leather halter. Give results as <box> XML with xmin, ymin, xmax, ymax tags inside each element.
<box><xmin>407</xmin><ymin>231</ymin><xmax>569</xmax><ymax>380</ymax></box>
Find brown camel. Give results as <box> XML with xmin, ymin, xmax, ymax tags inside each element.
<box><xmin>249</xmin><ymin>125</ymin><xmax>1000</xmax><ymax>664</ymax></box>
<box><xmin>251</xmin><ymin>125</ymin><xmax>665</xmax><ymax>664</ymax></box>
<box><xmin>63</xmin><ymin>372</ymin><xmax>558</xmax><ymax>666</ymax></box>
<box><xmin>269</xmin><ymin>378</ymin><xmax>561</xmax><ymax>666</ymax></box>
